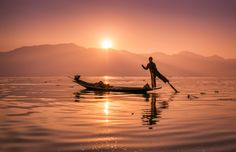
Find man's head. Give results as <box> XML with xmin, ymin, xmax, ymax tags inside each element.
<box><xmin>149</xmin><ymin>56</ymin><xmax>153</xmax><ymax>62</ymax></box>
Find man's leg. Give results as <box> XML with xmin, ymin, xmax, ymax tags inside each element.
<box><xmin>151</xmin><ymin>73</ymin><xmax>156</xmax><ymax>88</ymax></box>
<box><xmin>153</xmin><ymin>75</ymin><xmax>156</xmax><ymax>88</ymax></box>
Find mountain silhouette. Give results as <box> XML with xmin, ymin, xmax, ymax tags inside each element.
<box><xmin>0</xmin><ymin>43</ymin><xmax>235</xmax><ymax>76</ymax></box>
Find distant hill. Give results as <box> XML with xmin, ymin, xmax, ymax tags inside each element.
<box><xmin>0</xmin><ymin>43</ymin><xmax>236</xmax><ymax>76</ymax></box>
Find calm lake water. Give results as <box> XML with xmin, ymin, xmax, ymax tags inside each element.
<box><xmin>0</xmin><ymin>76</ymin><xmax>236</xmax><ymax>152</ymax></box>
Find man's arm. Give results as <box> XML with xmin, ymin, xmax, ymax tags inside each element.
<box><xmin>142</xmin><ymin>64</ymin><xmax>149</xmax><ymax>70</ymax></box>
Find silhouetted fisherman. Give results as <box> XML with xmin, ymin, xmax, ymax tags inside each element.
<box><xmin>142</xmin><ymin>57</ymin><xmax>169</xmax><ymax>89</ymax></box>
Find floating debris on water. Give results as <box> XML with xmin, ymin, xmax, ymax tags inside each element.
<box><xmin>187</xmin><ymin>94</ymin><xmax>190</xmax><ymax>99</ymax></box>
<box><xmin>214</xmin><ymin>90</ymin><xmax>219</xmax><ymax>93</ymax></box>
<box><xmin>218</xmin><ymin>98</ymin><xmax>236</xmax><ymax>101</ymax></box>
<box><xmin>187</xmin><ymin>94</ymin><xmax>199</xmax><ymax>100</ymax></box>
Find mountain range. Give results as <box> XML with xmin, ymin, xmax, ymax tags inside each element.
<box><xmin>0</xmin><ymin>43</ymin><xmax>235</xmax><ymax>76</ymax></box>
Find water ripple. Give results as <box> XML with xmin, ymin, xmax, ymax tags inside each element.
<box><xmin>0</xmin><ymin>77</ymin><xmax>235</xmax><ymax>152</ymax></box>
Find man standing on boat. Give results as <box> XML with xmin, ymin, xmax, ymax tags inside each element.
<box><xmin>142</xmin><ymin>57</ymin><xmax>169</xmax><ymax>89</ymax></box>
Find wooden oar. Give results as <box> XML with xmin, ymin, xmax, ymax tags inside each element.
<box><xmin>156</xmin><ymin>72</ymin><xmax>179</xmax><ymax>93</ymax></box>
<box><xmin>167</xmin><ymin>82</ymin><xmax>179</xmax><ymax>93</ymax></box>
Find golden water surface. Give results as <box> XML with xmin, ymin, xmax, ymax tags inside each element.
<box><xmin>0</xmin><ymin>77</ymin><xmax>236</xmax><ymax>152</ymax></box>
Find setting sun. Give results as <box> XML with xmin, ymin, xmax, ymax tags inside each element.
<box><xmin>101</xmin><ymin>39</ymin><xmax>112</xmax><ymax>49</ymax></box>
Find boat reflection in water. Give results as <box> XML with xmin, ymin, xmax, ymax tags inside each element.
<box><xmin>74</xmin><ymin>90</ymin><xmax>174</xmax><ymax>129</ymax></box>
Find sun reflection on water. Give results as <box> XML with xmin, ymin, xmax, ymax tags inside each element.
<box><xmin>104</xmin><ymin>100</ymin><xmax>110</xmax><ymax>123</ymax></box>
<box><xmin>104</xmin><ymin>101</ymin><xmax>109</xmax><ymax>115</ymax></box>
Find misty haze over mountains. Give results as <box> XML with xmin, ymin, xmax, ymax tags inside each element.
<box><xmin>0</xmin><ymin>43</ymin><xmax>235</xmax><ymax>76</ymax></box>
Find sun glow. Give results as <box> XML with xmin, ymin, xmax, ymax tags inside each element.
<box><xmin>104</xmin><ymin>101</ymin><xmax>109</xmax><ymax>115</ymax></box>
<box><xmin>101</xmin><ymin>39</ymin><xmax>112</xmax><ymax>49</ymax></box>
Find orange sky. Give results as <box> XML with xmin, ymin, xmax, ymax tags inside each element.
<box><xmin>0</xmin><ymin>0</ymin><xmax>236</xmax><ymax>58</ymax></box>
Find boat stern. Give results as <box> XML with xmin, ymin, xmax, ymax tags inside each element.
<box><xmin>74</xmin><ymin>75</ymin><xmax>81</xmax><ymax>81</ymax></box>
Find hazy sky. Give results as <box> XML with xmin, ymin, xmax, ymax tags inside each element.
<box><xmin>1</xmin><ymin>0</ymin><xmax>236</xmax><ymax>58</ymax></box>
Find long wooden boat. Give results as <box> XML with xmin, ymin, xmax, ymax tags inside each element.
<box><xmin>74</xmin><ymin>75</ymin><xmax>160</xmax><ymax>93</ymax></box>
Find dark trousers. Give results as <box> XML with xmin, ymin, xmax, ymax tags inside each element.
<box><xmin>151</xmin><ymin>72</ymin><xmax>156</xmax><ymax>88</ymax></box>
